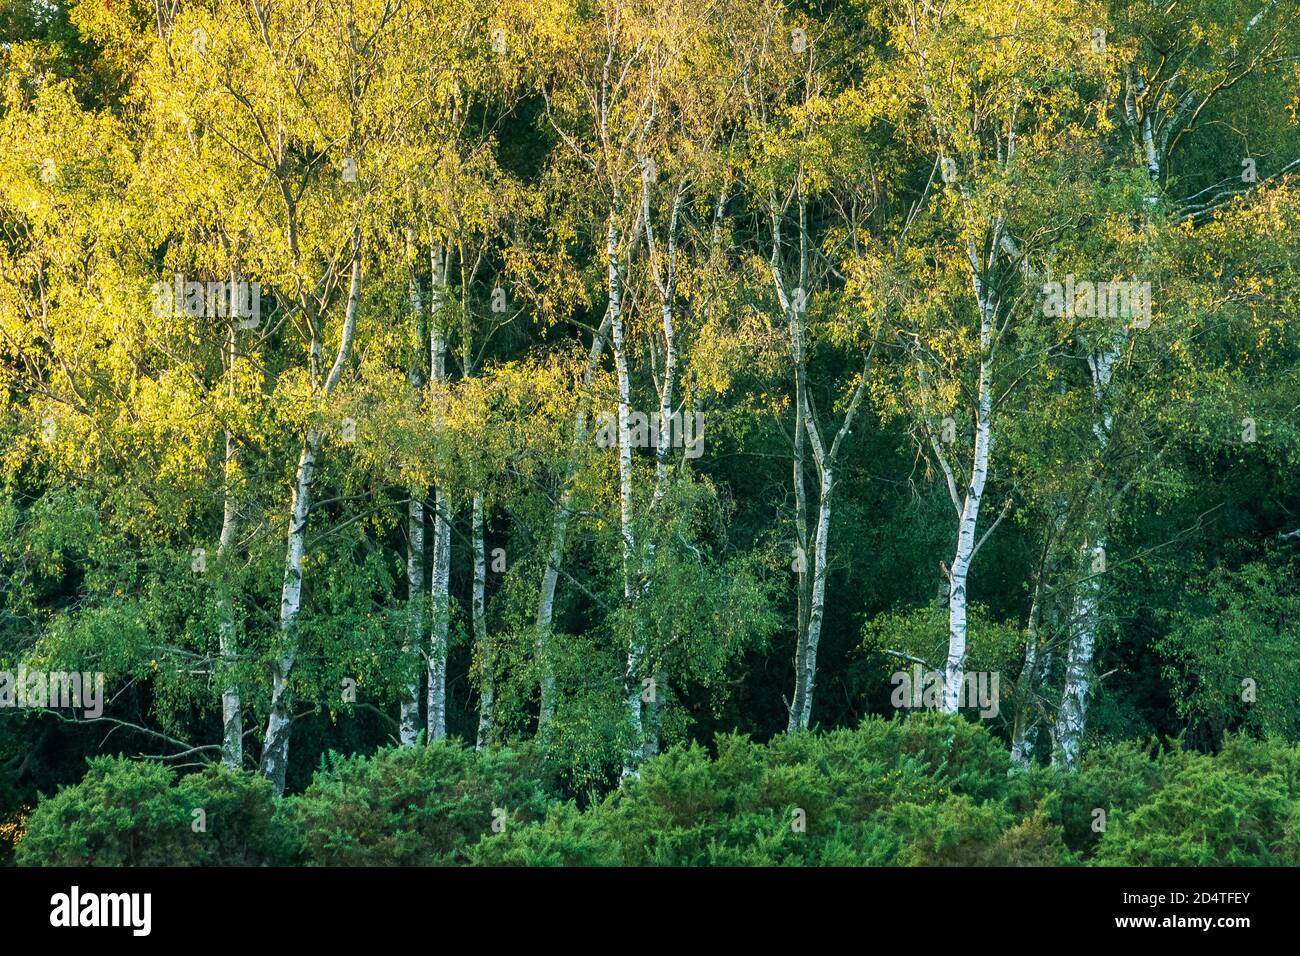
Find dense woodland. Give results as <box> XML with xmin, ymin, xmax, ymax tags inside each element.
<box><xmin>3</xmin><ymin>0</ymin><xmax>1300</xmax><ymax>866</ymax></box>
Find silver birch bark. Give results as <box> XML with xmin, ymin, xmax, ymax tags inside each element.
<box><xmin>427</xmin><ymin>240</ymin><xmax>451</xmax><ymax>742</ymax></box>
<box><xmin>259</xmin><ymin>243</ymin><xmax>362</xmax><ymax>792</ymax></box>
<box><xmin>472</xmin><ymin>493</ymin><xmax>492</xmax><ymax>749</ymax></box>
<box><xmin>1056</xmin><ymin>344</ymin><xmax>1120</xmax><ymax>767</ymax></box>
<box><xmin>942</xmin><ymin>244</ymin><xmax>995</xmax><ymax>715</ymax></box>
<box><xmin>608</xmin><ymin>205</ymin><xmax>644</xmax><ymax>776</ymax></box>
<box><xmin>768</xmin><ymin>192</ymin><xmax>874</xmax><ymax>731</ymax></box>
<box><xmin>638</xmin><ymin>183</ymin><xmax>683</xmax><ymax>759</ymax></box>
<box><xmin>217</xmin><ymin>265</ymin><xmax>242</xmax><ymax>768</ymax></box>
<box><xmin>400</xmin><ymin>257</ymin><xmax>425</xmax><ymax>747</ymax></box>
<box><xmin>402</xmin><ymin>493</ymin><xmax>425</xmax><ymax>746</ymax></box>
<box><xmin>790</xmin><ymin>463</ymin><xmax>832</xmax><ymax>731</ymax></box>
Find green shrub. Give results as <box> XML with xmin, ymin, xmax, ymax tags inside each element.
<box><xmin>559</xmin><ymin>712</ymin><xmax>1047</xmax><ymax>866</ymax></box>
<box><xmin>468</xmin><ymin>802</ymin><xmax>621</xmax><ymax>866</ymax></box>
<box><xmin>289</xmin><ymin>739</ymin><xmax>554</xmax><ymax>865</ymax></box>
<box><xmin>1094</xmin><ymin>750</ymin><xmax>1294</xmax><ymax>865</ymax></box>
<box><xmin>16</xmin><ymin>757</ymin><xmax>292</xmax><ymax>866</ymax></box>
<box><xmin>1051</xmin><ymin>739</ymin><xmax>1168</xmax><ymax>858</ymax></box>
<box><xmin>16</xmin><ymin>722</ymin><xmax>1298</xmax><ymax>867</ymax></box>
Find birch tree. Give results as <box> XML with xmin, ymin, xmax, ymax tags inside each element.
<box><xmin>887</xmin><ymin>0</ymin><xmax>1107</xmax><ymax>715</ymax></box>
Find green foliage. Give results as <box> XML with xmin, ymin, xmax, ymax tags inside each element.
<box><xmin>1157</xmin><ymin>555</ymin><xmax>1300</xmax><ymax>743</ymax></box>
<box><xmin>14</xmin><ymin>724</ymin><xmax>1300</xmax><ymax>866</ymax></box>
<box><xmin>288</xmin><ymin>740</ymin><xmax>556</xmax><ymax>865</ymax></box>
<box><xmin>3</xmin><ymin>0</ymin><xmax>1300</xmax><ymax>870</ymax></box>
<box><xmin>1094</xmin><ymin>749</ymin><xmax>1297</xmax><ymax>866</ymax></box>
<box><xmin>476</xmin><ymin>713</ymin><xmax>1073</xmax><ymax>866</ymax></box>
<box><xmin>466</xmin><ymin>802</ymin><xmax>620</xmax><ymax>866</ymax></box>
<box><xmin>15</xmin><ymin>757</ymin><xmax>292</xmax><ymax>866</ymax></box>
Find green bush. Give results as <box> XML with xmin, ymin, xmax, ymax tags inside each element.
<box><xmin>16</xmin><ymin>757</ymin><xmax>292</xmax><ymax>866</ymax></box>
<box><xmin>289</xmin><ymin>739</ymin><xmax>555</xmax><ymax>865</ymax></box>
<box><xmin>1094</xmin><ymin>749</ymin><xmax>1295</xmax><ymax>866</ymax></box>
<box><xmin>508</xmin><ymin>712</ymin><xmax>1069</xmax><ymax>866</ymax></box>
<box><xmin>14</xmin><ymin>724</ymin><xmax>1300</xmax><ymax>867</ymax></box>
<box><xmin>467</xmin><ymin>802</ymin><xmax>621</xmax><ymax>866</ymax></box>
<box><xmin>1050</xmin><ymin>739</ymin><xmax>1168</xmax><ymax>858</ymax></box>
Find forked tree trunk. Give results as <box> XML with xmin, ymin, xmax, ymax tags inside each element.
<box><xmin>1056</xmin><ymin>343</ymin><xmax>1120</xmax><ymax>767</ymax></box>
<box><xmin>260</xmin><ymin>243</ymin><xmax>361</xmax><ymax>792</ymax></box>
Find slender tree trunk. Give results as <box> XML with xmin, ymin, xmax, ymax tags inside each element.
<box><xmin>259</xmin><ymin>244</ymin><xmax>361</xmax><ymax>792</ymax></box>
<box><xmin>792</xmin><ymin>388</ymin><xmax>810</xmax><ymax>667</ymax></box>
<box><xmin>605</xmin><ymin>204</ymin><xmax>643</xmax><ymax>776</ymax></box>
<box><xmin>401</xmin><ymin>494</ymin><xmax>425</xmax><ymax>746</ymax></box>
<box><xmin>217</xmin><ymin>268</ymin><xmax>242</xmax><ymax>769</ymax></box>
<box><xmin>1011</xmin><ymin>553</ymin><xmax>1051</xmax><ymax>766</ymax></box>
<box><xmin>1056</xmin><ymin>345</ymin><xmax>1119</xmax><ymax>767</ymax></box>
<box><xmin>943</xmin><ymin>271</ymin><xmax>994</xmax><ymax>714</ymax></box>
<box><xmin>400</xmin><ymin>253</ymin><xmax>425</xmax><ymax>747</ymax></box>
<box><xmin>427</xmin><ymin>242</ymin><xmax>450</xmax><ymax>743</ymax></box>
<box><xmin>790</xmin><ymin>465</ymin><xmax>832</xmax><ymax>731</ymax></box>
<box><xmin>638</xmin><ymin>187</ymin><xmax>682</xmax><ymax>759</ymax></box>
<box><xmin>472</xmin><ymin>493</ymin><xmax>493</xmax><ymax>749</ymax></box>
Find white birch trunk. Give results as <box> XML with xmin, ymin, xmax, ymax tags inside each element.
<box><xmin>400</xmin><ymin>264</ymin><xmax>425</xmax><ymax>747</ymax></box>
<box><xmin>610</xmin><ymin>207</ymin><xmax>643</xmax><ymax>776</ymax></box>
<box><xmin>638</xmin><ymin>185</ymin><xmax>682</xmax><ymax>758</ymax></box>
<box><xmin>1057</xmin><ymin>537</ymin><xmax>1102</xmax><ymax>769</ymax></box>
<box><xmin>942</xmin><ymin>269</ymin><xmax>994</xmax><ymax>714</ymax></box>
<box><xmin>427</xmin><ymin>241</ymin><xmax>450</xmax><ymax>743</ymax></box>
<box><xmin>1056</xmin><ymin>345</ymin><xmax>1119</xmax><ymax>767</ymax></box>
<box><xmin>472</xmin><ymin>493</ymin><xmax>493</xmax><ymax>750</ymax></box>
<box><xmin>217</xmin><ymin>294</ymin><xmax>242</xmax><ymax>769</ymax></box>
<box><xmin>772</xmin><ymin>192</ymin><xmax>871</xmax><ymax>733</ymax></box>
<box><xmin>401</xmin><ymin>493</ymin><xmax>425</xmax><ymax>746</ymax></box>
<box><xmin>259</xmin><ymin>245</ymin><xmax>361</xmax><ymax>792</ymax></box>
<box><xmin>790</xmin><ymin>465</ymin><xmax>832</xmax><ymax>731</ymax></box>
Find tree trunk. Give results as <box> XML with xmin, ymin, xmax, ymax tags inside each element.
<box><xmin>401</xmin><ymin>493</ymin><xmax>425</xmax><ymax>746</ymax></box>
<box><xmin>789</xmin><ymin>465</ymin><xmax>832</xmax><ymax>731</ymax></box>
<box><xmin>217</xmin><ymin>269</ymin><xmax>242</xmax><ymax>769</ymax></box>
<box><xmin>943</xmin><ymin>273</ymin><xmax>993</xmax><ymax>714</ymax></box>
<box><xmin>638</xmin><ymin>186</ymin><xmax>682</xmax><ymax>760</ymax></box>
<box><xmin>1057</xmin><ymin>537</ymin><xmax>1102</xmax><ymax>768</ymax></box>
<box><xmin>607</xmin><ymin>206</ymin><xmax>644</xmax><ymax>777</ymax></box>
<box><xmin>427</xmin><ymin>242</ymin><xmax>450</xmax><ymax>742</ymax></box>
<box><xmin>400</xmin><ymin>255</ymin><xmax>425</xmax><ymax>747</ymax></box>
<box><xmin>472</xmin><ymin>493</ymin><xmax>493</xmax><ymax>750</ymax></box>
<box><xmin>259</xmin><ymin>244</ymin><xmax>361</xmax><ymax>792</ymax></box>
<box><xmin>1010</xmin><ymin>554</ymin><xmax>1050</xmax><ymax>766</ymax></box>
<box><xmin>1055</xmin><ymin>343</ymin><xmax>1119</xmax><ymax>767</ymax></box>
